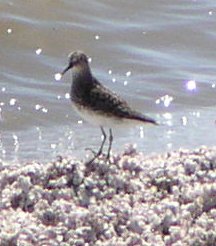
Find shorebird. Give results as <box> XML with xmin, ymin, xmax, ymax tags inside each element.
<box><xmin>60</xmin><ymin>51</ymin><xmax>158</xmax><ymax>161</ymax></box>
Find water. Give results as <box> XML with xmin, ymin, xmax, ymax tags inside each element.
<box><xmin>0</xmin><ymin>0</ymin><xmax>216</xmax><ymax>162</ymax></box>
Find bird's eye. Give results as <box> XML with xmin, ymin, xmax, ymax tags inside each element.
<box><xmin>71</xmin><ymin>57</ymin><xmax>77</xmax><ymax>65</ymax></box>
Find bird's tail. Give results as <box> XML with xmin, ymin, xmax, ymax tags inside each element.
<box><xmin>127</xmin><ymin>111</ymin><xmax>159</xmax><ymax>125</ymax></box>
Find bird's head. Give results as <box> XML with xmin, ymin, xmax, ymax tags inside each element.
<box><xmin>61</xmin><ymin>51</ymin><xmax>89</xmax><ymax>76</ymax></box>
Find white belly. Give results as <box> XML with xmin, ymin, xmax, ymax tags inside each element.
<box><xmin>72</xmin><ymin>104</ymin><xmax>137</xmax><ymax>128</ymax></box>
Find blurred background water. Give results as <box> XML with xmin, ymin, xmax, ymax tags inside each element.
<box><xmin>0</xmin><ymin>0</ymin><xmax>216</xmax><ymax>162</ymax></box>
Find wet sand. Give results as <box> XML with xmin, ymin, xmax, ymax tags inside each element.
<box><xmin>0</xmin><ymin>146</ymin><xmax>216</xmax><ymax>245</ymax></box>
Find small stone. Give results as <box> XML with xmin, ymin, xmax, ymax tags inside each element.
<box><xmin>41</xmin><ymin>210</ymin><xmax>58</xmax><ymax>226</ymax></box>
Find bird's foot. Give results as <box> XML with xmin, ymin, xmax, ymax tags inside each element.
<box><xmin>106</xmin><ymin>152</ymin><xmax>110</xmax><ymax>162</ymax></box>
<box><xmin>85</xmin><ymin>148</ymin><xmax>112</xmax><ymax>165</ymax></box>
<box><xmin>85</xmin><ymin>147</ymin><xmax>97</xmax><ymax>157</ymax></box>
<box><xmin>85</xmin><ymin>147</ymin><xmax>104</xmax><ymax>159</ymax></box>
<box><xmin>85</xmin><ymin>148</ymin><xmax>103</xmax><ymax>165</ymax></box>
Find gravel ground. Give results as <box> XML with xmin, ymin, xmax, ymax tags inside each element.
<box><xmin>0</xmin><ymin>146</ymin><xmax>216</xmax><ymax>246</ymax></box>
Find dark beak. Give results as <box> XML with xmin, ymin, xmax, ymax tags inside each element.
<box><xmin>61</xmin><ymin>64</ymin><xmax>72</xmax><ymax>76</ymax></box>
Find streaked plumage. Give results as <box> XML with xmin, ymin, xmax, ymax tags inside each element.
<box><xmin>61</xmin><ymin>51</ymin><xmax>158</xmax><ymax>161</ymax></box>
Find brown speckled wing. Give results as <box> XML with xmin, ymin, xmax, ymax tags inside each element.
<box><xmin>87</xmin><ymin>79</ymin><xmax>133</xmax><ymax>117</ymax></box>
<box><xmin>73</xmin><ymin>76</ymin><xmax>157</xmax><ymax>125</ymax></box>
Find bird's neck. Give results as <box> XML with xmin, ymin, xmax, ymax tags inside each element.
<box><xmin>70</xmin><ymin>64</ymin><xmax>93</xmax><ymax>101</ymax></box>
<box><xmin>72</xmin><ymin>64</ymin><xmax>92</xmax><ymax>84</ymax></box>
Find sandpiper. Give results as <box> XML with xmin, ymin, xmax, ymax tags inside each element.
<box><xmin>60</xmin><ymin>51</ymin><xmax>158</xmax><ymax>161</ymax></box>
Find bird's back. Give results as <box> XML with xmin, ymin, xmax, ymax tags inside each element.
<box><xmin>71</xmin><ymin>77</ymin><xmax>157</xmax><ymax>125</ymax></box>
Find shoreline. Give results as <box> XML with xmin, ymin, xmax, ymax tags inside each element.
<box><xmin>0</xmin><ymin>146</ymin><xmax>216</xmax><ymax>245</ymax></box>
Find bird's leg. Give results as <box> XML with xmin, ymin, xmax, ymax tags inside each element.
<box><xmin>97</xmin><ymin>126</ymin><xmax>106</xmax><ymax>157</ymax></box>
<box><xmin>86</xmin><ymin>127</ymin><xmax>106</xmax><ymax>163</ymax></box>
<box><xmin>106</xmin><ymin>128</ymin><xmax>113</xmax><ymax>160</ymax></box>
<box><xmin>84</xmin><ymin>127</ymin><xmax>107</xmax><ymax>175</ymax></box>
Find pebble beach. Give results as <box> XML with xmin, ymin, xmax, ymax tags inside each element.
<box><xmin>0</xmin><ymin>146</ymin><xmax>216</xmax><ymax>246</ymax></box>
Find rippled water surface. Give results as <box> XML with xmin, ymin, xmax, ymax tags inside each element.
<box><xmin>0</xmin><ymin>0</ymin><xmax>216</xmax><ymax>162</ymax></box>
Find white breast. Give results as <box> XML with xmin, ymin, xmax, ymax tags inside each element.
<box><xmin>72</xmin><ymin>104</ymin><xmax>137</xmax><ymax>128</ymax></box>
